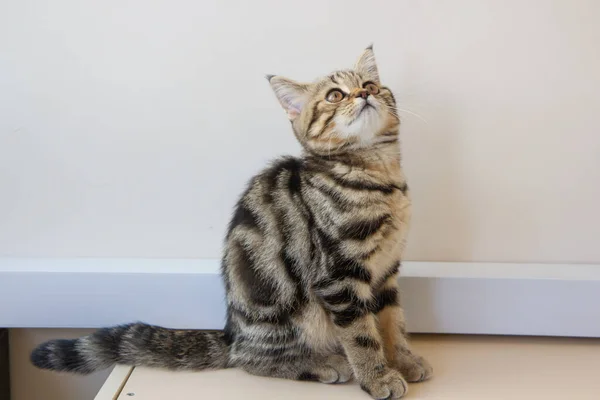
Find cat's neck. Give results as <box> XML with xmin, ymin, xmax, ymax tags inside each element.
<box><xmin>308</xmin><ymin>139</ymin><xmax>401</xmax><ymax>166</ymax></box>
<box><xmin>305</xmin><ymin>140</ymin><xmax>404</xmax><ymax>183</ymax></box>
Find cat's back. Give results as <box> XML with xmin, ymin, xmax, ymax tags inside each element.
<box><xmin>222</xmin><ymin>155</ymin><xmax>313</xmax><ymax>319</ymax></box>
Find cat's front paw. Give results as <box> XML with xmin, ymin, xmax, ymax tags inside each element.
<box><xmin>360</xmin><ymin>368</ymin><xmax>408</xmax><ymax>400</ymax></box>
<box><xmin>394</xmin><ymin>354</ymin><xmax>433</xmax><ymax>383</ymax></box>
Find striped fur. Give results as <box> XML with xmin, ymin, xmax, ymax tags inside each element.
<box><xmin>31</xmin><ymin>46</ymin><xmax>432</xmax><ymax>400</ymax></box>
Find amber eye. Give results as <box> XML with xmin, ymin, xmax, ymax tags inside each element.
<box><xmin>364</xmin><ymin>82</ymin><xmax>380</xmax><ymax>95</ymax></box>
<box><xmin>326</xmin><ymin>89</ymin><xmax>345</xmax><ymax>103</ymax></box>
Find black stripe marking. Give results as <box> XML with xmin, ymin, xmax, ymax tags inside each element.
<box><xmin>228</xmin><ymin>202</ymin><xmax>260</xmax><ymax>235</ymax></box>
<box><xmin>374</xmin><ymin>363</ymin><xmax>386</xmax><ymax>374</ymax></box>
<box><xmin>237</xmin><ymin>329</ymin><xmax>297</xmax><ymax>346</ymax></box>
<box><xmin>399</xmin><ymin>182</ymin><xmax>408</xmax><ymax>194</ymax></box>
<box><xmin>332</xmin><ymin>306</ymin><xmax>367</xmax><ymax>327</ymax></box>
<box><xmin>388</xmin><ymin>90</ymin><xmax>397</xmax><ymax>105</ymax></box>
<box><xmin>266</xmin><ymin>157</ymin><xmax>304</xmax><ymax>190</ymax></box>
<box><xmin>287</xmin><ymin>165</ymin><xmax>303</xmax><ymax>195</ymax></box>
<box><xmin>230</xmin><ymin>305</ymin><xmax>291</xmax><ymax>325</ymax></box>
<box><xmin>322</xmin><ymin>172</ymin><xmax>398</xmax><ymax>193</ymax></box>
<box><xmin>378</xmin><ymin>138</ymin><xmax>399</xmax><ymax>145</ymax></box>
<box><xmin>56</xmin><ymin>339</ymin><xmax>87</xmax><ymax>371</ymax></box>
<box><xmin>298</xmin><ymin>371</ymin><xmax>319</xmax><ymax>381</ymax></box>
<box><xmin>306</xmin><ymin>101</ymin><xmax>322</xmax><ymax>135</ymax></box>
<box><xmin>381</xmin><ymin>87</ymin><xmax>397</xmax><ymax>104</ymax></box>
<box><xmin>339</xmin><ymin>214</ymin><xmax>391</xmax><ymax>241</ymax></box>
<box><xmin>371</xmin><ymin>287</ymin><xmax>399</xmax><ymax>314</ymax></box>
<box><xmin>315</xmin><ymin>229</ymin><xmax>372</xmax><ymax>283</ymax></box>
<box><xmin>281</xmin><ymin>250</ymin><xmax>308</xmax><ymax>313</ymax></box>
<box><xmin>223</xmin><ymin>314</ymin><xmax>236</xmax><ymax>346</ymax></box>
<box><xmin>358</xmin><ymin>245</ymin><xmax>381</xmax><ymax>261</ymax></box>
<box><xmin>305</xmin><ymin>179</ymin><xmax>358</xmax><ymax>211</ymax></box>
<box><xmin>264</xmin><ymin>157</ymin><xmax>302</xmax><ymax>186</ymax></box>
<box><xmin>314</xmin><ymin>225</ymin><xmax>373</xmax><ymax>285</ymax></box>
<box><xmin>321</xmin><ymin>287</ymin><xmax>355</xmax><ymax>306</ymax></box>
<box><xmin>265</xmin><ymin>157</ymin><xmax>304</xmax><ymax>196</ymax></box>
<box><xmin>94</xmin><ymin>325</ymin><xmax>130</xmax><ymax>360</ymax></box>
<box><xmin>360</xmin><ymin>384</ymin><xmax>373</xmax><ymax>396</ymax></box>
<box><xmin>355</xmin><ymin>335</ymin><xmax>381</xmax><ymax>350</ymax></box>
<box><xmin>293</xmin><ymin>178</ymin><xmax>318</xmax><ymax>263</ymax></box>
<box><xmin>316</xmin><ymin>109</ymin><xmax>337</xmax><ymax>138</ymax></box>
<box><xmin>382</xmin><ymin>94</ymin><xmax>396</xmax><ymax>110</ymax></box>
<box><xmin>330</xmin><ymin>256</ymin><xmax>372</xmax><ymax>283</ymax></box>
<box><xmin>315</xmin><ymin>227</ymin><xmax>339</xmax><ymax>252</ymax></box>
<box><xmin>316</xmin><ymin>285</ymin><xmax>371</xmax><ymax>327</ymax></box>
<box><xmin>34</xmin><ymin>339</ymin><xmax>88</xmax><ymax>372</ymax></box>
<box><xmin>374</xmin><ymin>262</ymin><xmax>400</xmax><ymax>289</ymax></box>
<box><xmin>235</xmin><ymin>243</ymin><xmax>279</xmax><ymax>306</ymax></box>
<box><xmin>313</xmin><ymin>277</ymin><xmax>335</xmax><ymax>291</ymax></box>
<box><xmin>281</xmin><ymin>251</ymin><xmax>301</xmax><ymax>285</ymax></box>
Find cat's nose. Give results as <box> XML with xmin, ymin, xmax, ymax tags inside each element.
<box><xmin>358</xmin><ymin>89</ymin><xmax>369</xmax><ymax>99</ymax></box>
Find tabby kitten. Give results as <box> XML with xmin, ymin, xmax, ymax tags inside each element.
<box><xmin>31</xmin><ymin>46</ymin><xmax>432</xmax><ymax>399</ymax></box>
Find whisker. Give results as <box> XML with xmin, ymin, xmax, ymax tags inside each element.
<box><xmin>396</xmin><ymin>108</ymin><xmax>429</xmax><ymax>125</ymax></box>
<box><xmin>382</xmin><ymin>104</ymin><xmax>400</xmax><ymax>120</ymax></box>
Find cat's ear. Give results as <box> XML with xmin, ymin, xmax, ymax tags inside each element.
<box><xmin>267</xmin><ymin>75</ymin><xmax>310</xmax><ymax>120</ymax></box>
<box><xmin>354</xmin><ymin>45</ymin><xmax>380</xmax><ymax>84</ymax></box>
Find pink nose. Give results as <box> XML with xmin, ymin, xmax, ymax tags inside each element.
<box><xmin>358</xmin><ymin>90</ymin><xmax>369</xmax><ymax>99</ymax></box>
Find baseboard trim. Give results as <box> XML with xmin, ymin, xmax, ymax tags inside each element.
<box><xmin>1</xmin><ymin>259</ymin><xmax>599</xmax><ymax>337</ymax></box>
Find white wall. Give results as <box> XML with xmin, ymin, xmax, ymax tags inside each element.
<box><xmin>2</xmin><ymin>2</ymin><xmax>600</xmax><ymax>399</ymax></box>
<box><xmin>1</xmin><ymin>0</ymin><xmax>599</xmax><ymax>263</ymax></box>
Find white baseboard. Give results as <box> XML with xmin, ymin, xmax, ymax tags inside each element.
<box><xmin>1</xmin><ymin>259</ymin><xmax>599</xmax><ymax>337</ymax></box>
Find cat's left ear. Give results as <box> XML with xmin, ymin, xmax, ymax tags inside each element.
<box><xmin>267</xmin><ymin>75</ymin><xmax>310</xmax><ymax>120</ymax></box>
<box><xmin>355</xmin><ymin>45</ymin><xmax>380</xmax><ymax>84</ymax></box>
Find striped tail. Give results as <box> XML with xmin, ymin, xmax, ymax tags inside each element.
<box><xmin>30</xmin><ymin>323</ymin><xmax>229</xmax><ymax>374</ymax></box>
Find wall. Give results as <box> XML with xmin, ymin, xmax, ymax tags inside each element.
<box><xmin>9</xmin><ymin>329</ymin><xmax>111</xmax><ymax>400</ymax></box>
<box><xmin>1</xmin><ymin>0</ymin><xmax>599</xmax><ymax>264</ymax></box>
<box><xmin>2</xmin><ymin>0</ymin><xmax>600</xmax><ymax>399</ymax></box>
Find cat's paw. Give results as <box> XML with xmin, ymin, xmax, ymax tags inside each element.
<box><xmin>307</xmin><ymin>354</ymin><xmax>353</xmax><ymax>384</ymax></box>
<box><xmin>324</xmin><ymin>354</ymin><xmax>353</xmax><ymax>383</ymax></box>
<box><xmin>394</xmin><ymin>354</ymin><xmax>433</xmax><ymax>383</ymax></box>
<box><xmin>360</xmin><ymin>368</ymin><xmax>408</xmax><ymax>399</ymax></box>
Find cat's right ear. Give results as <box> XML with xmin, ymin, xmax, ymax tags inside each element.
<box><xmin>355</xmin><ymin>45</ymin><xmax>380</xmax><ymax>84</ymax></box>
<box><xmin>267</xmin><ymin>75</ymin><xmax>310</xmax><ymax>120</ymax></box>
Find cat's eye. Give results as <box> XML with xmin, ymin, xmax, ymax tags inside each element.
<box><xmin>326</xmin><ymin>89</ymin><xmax>345</xmax><ymax>103</ymax></box>
<box><xmin>363</xmin><ymin>82</ymin><xmax>380</xmax><ymax>95</ymax></box>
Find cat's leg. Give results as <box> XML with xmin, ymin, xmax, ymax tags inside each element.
<box><xmin>227</xmin><ymin>318</ymin><xmax>352</xmax><ymax>384</ymax></box>
<box><xmin>316</xmin><ymin>281</ymin><xmax>408</xmax><ymax>400</ymax></box>
<box><xmin>375</xmin><ymin>275</ymin><xmax>433</xmax><ymax>382</ymax></box>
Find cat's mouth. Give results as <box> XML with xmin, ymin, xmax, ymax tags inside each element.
<box><xmin>355</xmin><ymin>102</ymin><xmax>374</xmax><ymax>119</ymax></box>
<box><xmin>359</xmin><ymin>102</ymin><xmax>374</xmax><ymax>114</ymax></box>
<box><xmin>347</xmin><ymin>103</ymin><xmax>376</xmax><ymax>126</ymax></box>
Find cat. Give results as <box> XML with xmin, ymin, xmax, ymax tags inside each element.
<box><xmin>31</xmin><ymin>46</ymin><xmax>432</xmax><ymax>400</ymax></box>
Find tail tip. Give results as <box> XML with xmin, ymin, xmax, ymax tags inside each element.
<box><xmin>31</xmin><ymin>339</ymin><xmax>91</xmax><ymax>373</ymax></box>
<box><xmin>30</xmin><ymin>342</ymin><xmax>54</xmax><ymax>370</ymax></box>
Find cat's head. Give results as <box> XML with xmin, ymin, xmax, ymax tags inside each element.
<box><xmin>268</xmin><ymin>46</ymin><xmax>399</xmax><ymax>156</ymax></box>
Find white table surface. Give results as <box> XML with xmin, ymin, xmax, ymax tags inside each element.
<box><xmin>96</xmin><ymin>334</ymin><xmax>600</xmax><ymax>400</ymax></box>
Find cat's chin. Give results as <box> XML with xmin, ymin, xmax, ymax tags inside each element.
<box><xmin>343</xmin><ymin>125</ymin><xmax>386</xmax><ymax>147</ymax></box>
